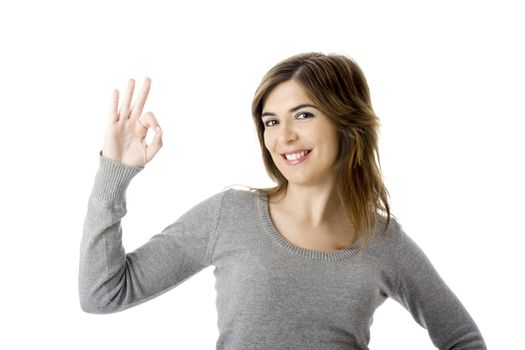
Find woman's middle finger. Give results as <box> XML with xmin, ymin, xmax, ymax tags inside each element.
<box><xmin>129</xmin><ymin>77</ymin><xmax>151</xmax><ymax>121</ymax></box>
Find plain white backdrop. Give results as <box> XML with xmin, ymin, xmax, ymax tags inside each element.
<box><xmin>1</xmin><ymin>0</ymin><xmax>523</xmax><ymax>348</ymax></box>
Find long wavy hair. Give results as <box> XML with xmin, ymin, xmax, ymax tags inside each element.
<box><xmin>245</xmin><ymin>52</ymin><xmax>393</xmax><ymax>252</ymax></box>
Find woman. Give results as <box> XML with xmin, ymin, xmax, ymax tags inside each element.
<box><xmin>79</xmin><ymin>52</ymin><xmax>487</xmax><ymax>349</ymax></box>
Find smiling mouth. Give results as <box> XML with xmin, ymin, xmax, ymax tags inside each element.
<box><xmin>281</xmin><ymin>149</ymin><xmax>312</xmax><ymax>161</ymax></box>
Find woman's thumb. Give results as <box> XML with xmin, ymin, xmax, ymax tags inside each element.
<box><xmin>145</xmin><ymin>126</ymin><xmax>163</xmax><ymax>163</ymax></box>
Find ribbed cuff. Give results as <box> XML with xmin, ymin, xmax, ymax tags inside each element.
<box><xmin>90</xmin><ymin>151</ymin><xmax>144</xmax><ymax>206</ymax></box>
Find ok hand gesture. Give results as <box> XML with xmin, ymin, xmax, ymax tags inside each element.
<box><xmin>102</xmin><ymin>77</ymin><xmax>163</xmax><ymax>167</ymax></box>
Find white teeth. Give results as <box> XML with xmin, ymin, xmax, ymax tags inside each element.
<box><xmin>285</xmin><ymin>150</ymin><xmax>307</xmax><ymax>160</ymax></box>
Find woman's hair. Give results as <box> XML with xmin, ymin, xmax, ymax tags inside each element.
<box><xmin>245</xmin><ymin>52</ymin><xmax>393</xmax><ymax>253</ymax></box>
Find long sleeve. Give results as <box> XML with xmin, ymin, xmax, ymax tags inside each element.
<box><xmin>78</xmin><ymin>152</ymin><xmax>226</xmax><ymax>314</ymax></box>
<box><xmin>391</xmin><ymin>229</ymin><xmax>487</xmax><ymax>349</ymax></box>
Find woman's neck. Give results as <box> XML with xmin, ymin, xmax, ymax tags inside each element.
<box><xmin>270</xmin><ymin>183</ymin><xmax>347</xmax><ymax>227</ymax></box>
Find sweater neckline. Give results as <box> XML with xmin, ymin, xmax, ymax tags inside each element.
<box><xmin>255</xmin><ymin>192</ymin><xmax>362</xmax><ymax>261</ymax></box>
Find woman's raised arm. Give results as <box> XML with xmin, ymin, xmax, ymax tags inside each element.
<box><xmin>79</xmin><ymin>79</ymin><xmax>225</xmax><ymax>314</ymax></box>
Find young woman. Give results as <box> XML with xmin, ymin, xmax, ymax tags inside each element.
<box><xmin>79</xmin><ymin>52</ymin><xmax>487</xmax><ymax>349</ymax></box>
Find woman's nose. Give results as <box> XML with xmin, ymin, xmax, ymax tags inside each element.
<box><xmin>278</xmin><ymin>122</ymin><xmax>298</xmax><ymax>143</ymax></box>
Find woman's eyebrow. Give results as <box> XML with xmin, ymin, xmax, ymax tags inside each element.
<box><xmin>261</xmin><ymin>103</ymin><xmax>317</xmax><ymax>118</ymax></box>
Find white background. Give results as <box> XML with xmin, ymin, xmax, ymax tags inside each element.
<box><xmin>1</xmin><ymin>0</ymin><xmax>523</xmax><ymax>348</ymax></box>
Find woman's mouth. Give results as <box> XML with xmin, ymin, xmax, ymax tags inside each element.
<box><xmin>281</xmin><ymin>149</ymin><xmax>312</xmax><ymax>164</ymax></box>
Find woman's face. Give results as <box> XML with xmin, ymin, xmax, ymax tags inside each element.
<box><xmin>262</xmin><ymin>79</ymin><xmax>340</xmax><ymax>188</ymax></box>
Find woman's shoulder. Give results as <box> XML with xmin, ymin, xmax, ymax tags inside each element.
<box><xmin>203</xmin><ymin>185</ymin><xmax>263</xmax><ymax>210</ymax></box>
<box><xmin>223</xmin><ymin>185</ymin><xmax>266</xmax><ymax>199</ymax></box>
<box><xmin>180</xmin><ymin>187</ymin><xmax>260</xmax><ymax>223</ymax></box>
<box><xmin>374</xmin><ymin>213</ymin><xmax>403</xmax><ymax>237</ymax></box>
<box><xmin>365</xmin><ymin>214</ymin><xmax>407</xmax><ymax>253</ymax></box>
<box><xmin>367</xmin><ymin>214</ymin><xmax>429</xmax><ymax>262</ymax></box>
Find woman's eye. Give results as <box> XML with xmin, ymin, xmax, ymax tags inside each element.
<box><xmin>264</xmin><ymin>119</ymin><xmax>278</xmax><ymax>127</ymax></box>
<box><xmin>263</xmin><ymin>112</ymin><xmax>312</xmax><ymax>127</ymax></box>
<box><xmin>296</xmin><ymin>112</ymin><xmax>313</xmax><ymax>119</ymax></box>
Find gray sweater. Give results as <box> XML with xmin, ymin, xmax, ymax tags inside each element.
<box><xmin>79</xmin><ymin>153</ymin><xmax>487</xmax><ymax>349</ymax></box>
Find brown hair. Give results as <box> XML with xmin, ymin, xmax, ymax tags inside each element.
<box><xmin>245</xmin><ymin>52</ymin><xmax>393</xmax><ymax>253</ymax></box>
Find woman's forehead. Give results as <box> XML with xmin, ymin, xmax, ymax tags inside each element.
<box><xmin>262</xmin><ymin>80</ymin><xmax>314</xmax><ymax>112</ymax></box>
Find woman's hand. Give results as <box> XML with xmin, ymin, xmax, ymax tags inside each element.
<box><xmin>102</xmin><ymin>77</ymin><xmax>163</xmax><ymax>167</ymax></box>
